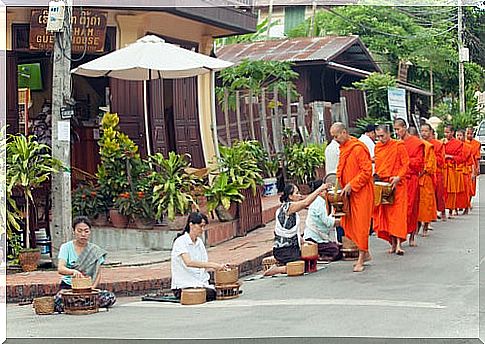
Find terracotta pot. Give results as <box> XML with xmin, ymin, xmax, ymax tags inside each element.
<box><xmin>109</xmin><ymin>209</ymin><xmax>129</xmax><ymax>228</ymax></box>
<box><xmin>298</xmin><ymin>183</ymin><xmax>311</xmax><ymax>195</ymax></box>
<box><xmin>91</xmin><ymin>213</ymin><xmax>109</xmax><ymax>227</ymax></box>
<box><xmin>315</xmin><ymin>166</ymin><xmax>326</xmax><ymax>180</ymax></box>
<box><xmin>215</xmin><ymin>203</ymin><xmax>238</xmax><ymax>222</ymax></box>
<box><xmin>19</xmin><ymin>249</ymin><xmax>41</xmax><ymax>272</ymax></box>
<box><xmin>133</xmin><ymin>217</ymin><xmax>155</xmax><ymax>229</ymax></box>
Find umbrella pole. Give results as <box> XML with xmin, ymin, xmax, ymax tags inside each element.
<box><xmin>143</xmin><ymin>79</ymin><xmax>152</xmax><ymax>156</ymax></box>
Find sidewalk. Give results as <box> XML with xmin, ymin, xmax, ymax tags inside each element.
<box><xmin>6</xmin><ymin>196</ymin><xmax>289</xmax><ymax>303</ymax></box>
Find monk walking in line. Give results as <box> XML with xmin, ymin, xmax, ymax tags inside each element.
<box><xmin>373</xmin><ymin>125</ymin><xmax>409</xmax><ymax>255</ymax></box>
<box><xmin>465</xmin><ymin>127</ymin><xmax>480</xmax><ymax>203</ymax></box>
<box><xmin>417</xmin><ymin>124</ymin><xmax>437</xmax><ymax>236</ymax></box>
<box><xmin>443</xmin><ymin>125</ymin><xmax>464</xmax><ymax>218</ymax></box>
<box><xmin>456</xmin><ymin>129</ymin><xmax>474</xmax><ymax>214</ymax></box>
<box><xmin>331</xmin><ymin>122</ymin><xmax>374</xmax><ymax>272</ymax></box>
<box><xmin>394</xmin><ymin>119</ymin><xmax>424</xmax><ymax>247</ymax></box>
<box><xmin>429</xmin><ymin>128</ymin><xmax>447</xmax><ymax>221</ymax></box>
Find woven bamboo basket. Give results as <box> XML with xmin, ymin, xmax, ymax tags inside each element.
<box><xmin>33</xmin><ymin>296</ymin><xmax>54</xmax><ymax>315</ymax></box>
<box><xmin>215</xmin><ymin>282</ymin><xmax>241</xmax><ymax>300</ymax></box>
<box><xmin>62</xmin><ymin>290</ymin><xmax>99</xmax><ymax>315</ymax></box>
<box><xmin>72</xmin><ymin>276</ymin><xmax>92</xmax><ymax>292</ymax></box>
<box><xmin>262</xmin><ymin>256</ymin><xmax>277</xmax><ymax>271</ymax></box>
<box><xmin>215</xmin><ymin>266</ymin><xmax>238</xmax><ymax>285</ymax></box>
<box><xmin>286</xmin><ymin>260</ymin><xmax>305</xmax><ymax>276</ymax></box>
<box><xmin>301</xmin><ymin>242</ymin><xmax>318</xmax><ymax>258</ymax></box>
<box><xmin>181</xmin><ymin>288</ymin><xmax>206</xmax><ymax>305</ymax></box>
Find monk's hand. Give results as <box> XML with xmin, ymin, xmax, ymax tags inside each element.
<box><xmin>342</xmin><ymin>183</ymin><xmax>352</xmax><ymax>196</ymax></box>
<box><xmin>389</xmin><ymin>176</ymin><xmax>400</xmax><ymax>189</ymax></box>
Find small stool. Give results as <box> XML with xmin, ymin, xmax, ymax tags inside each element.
<box><xmin>302</xmin><ymin>255</ymin><xmax>318</xmax><ymax>273</ymax></box>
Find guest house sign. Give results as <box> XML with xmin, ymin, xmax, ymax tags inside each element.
<box><xmin>29</xmin><ymin>9</ymin><xmax>107</xmax><ymax>53</ymax></box>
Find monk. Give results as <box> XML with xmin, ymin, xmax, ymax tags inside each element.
<box><xmin>331</xmin><ymin>122</ymin><xmax>374</xmax><ymax>272</ymax></box>
<box><xmin>394</xmin><ymin>119</ymin><xmax>424</xmax><ymax>247</ymax></box>
<box><xmin>417</xmin><ymin>124</ymin><xmax>437</xmax><ymax>236</ymax></box>
<box><xmin>373</xmin><ymin>124</ymin><xmax>409</xmax><ymax>255</ymax></box>
<box><xmin>465</xmin><ymin>127</ymin><xmax>480</xmax><ymax>202</ymax></box>
<box><xmin>456</xmin><ymin>129</ymin><xmax>474</xmax><ymax>214</ymax></box>
<box><xmin>443</xmin><ymin>125</ymin><xmax>465</xmax><ymax>218</ymax></box>
<box><xmin>429</xmin><ymin>129</ymin><xmax>447</xmax><ymax>221</ymax></box>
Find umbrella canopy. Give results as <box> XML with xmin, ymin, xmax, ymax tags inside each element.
<box><xmin>71</xmin><ymin>35</ymin><xmax>233</xmax><ymax>80</ymax></box>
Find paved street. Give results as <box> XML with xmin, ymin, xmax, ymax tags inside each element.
<box><xmin>7</xmin><ymin>182</ymin><xmax>482</xmax><ymax>340</ymax></box>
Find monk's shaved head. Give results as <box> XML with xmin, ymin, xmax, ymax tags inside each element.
<box><xmin>375</xmin><ymin>124</ymin><xmax>391</xmax><ymax>144</ymax></box>
<box><xmin>445</xmin><ymin>124</ymin><xmax>455</xmax><ymax>133</ymax></box>
<box><xmin>420</xmin><ymin>123</ymin><xmax>433</xmax><ymax>140</ymax></box>
<box><xmin>376</xmin><ymin>124</ymin><xmax>390</xmax><ymax>133</ymax></box>
<box><xmin>393</xmin><ymin>118</ymin><xmax>407</xmax><ymax>129</ymax></box>
<box><xmin>444</xmin><ymin>124</ymin><xmax>455</xmax><ymax>141</ymax></box>
<box><xmin>330</xmin><ymin>122</ymin><xmax>349</xmax><ymax>145</ymax></box>
<box><xmin>408</xmin><ymin>127</ymin><xmax>419</xmax><ymax>137</ymax></box>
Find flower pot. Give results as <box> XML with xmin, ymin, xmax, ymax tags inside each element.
<box><xmin>215</xmin><ymin>203</ymin><xmax>238</xmax><ymax>222</ymax></box>
<box><xmin>297</xmin><ymin>183</ymin><xmax>311</xmax><ymax>195</ymax></box>
<box><xmin>133</xmin><ymin>217</ymin><xmax>155</xmax><ymax>229</ymax></box>
<box><xmin>263</xmin><ymin>177</ymin><xmax>278</xmax><ymax>196</ymax></box>
<box><xmin>91</xmin><ymin>213</ymin><xmax>109</xmax><ymax>227</ymax></box>
<box><xmin>109</xmin><ymin>209</ymin><xmax>129</xmax><ymax>228</ymax></box>
<box><xmin>19</xmin><ymin>249</ymin><xmax>41</xmax><ymax>272</ymax></box>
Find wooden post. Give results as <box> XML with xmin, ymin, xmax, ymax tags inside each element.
<box><xmin>260</xmin><ymin>88</ymin><xmax>270</xmax><ymax>154</ymax></box>
<box><xmin>297</xmin><ymin>96</ymin><xmax>306</xmax><ymax>143</ymax></box>
<box><xmin>223</xmin><ymin>89</ymin><xmax>231</xmax><ymax>145</ymax></box>
<box><xmin>286</xmin><ymin>83</ymin><xmax>292</xmax><ymax>129</ymax></box>
<box><xmin>272</xmin><ymin>84</ymin><xmax>281</xmax><ymax>152</ymax></box>
<box><xmin>235</xmin><ymin>90</ymin><xmax>243</xmax><ymax>140</ymax></box>
<box><xmin>248</xmin><ymin>89</ymin><xmax>256</xmax><ymax>139</ymax></box>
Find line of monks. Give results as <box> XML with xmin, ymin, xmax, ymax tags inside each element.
<box><xmin>330</xmin><ymin>120</ymin><xmax>481</xmax><ymax>273</ymax></box>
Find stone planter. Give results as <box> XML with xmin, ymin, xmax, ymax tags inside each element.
<box><xmin>19</xmin><ymin>249</ymin><xmax>41</xmax><ymax>272</ymax></box>
<box><xmin>109</xmin><ymin>209</ymin><xmax>129</xmax><ymax>228</ymax></box>
<box><xmin>133</xmin><ymin>217</ymin><xmax>155</xmax><ymax>229</ymax></box>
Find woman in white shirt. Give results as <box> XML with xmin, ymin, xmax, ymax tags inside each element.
<box><xmin>171</xmin><ymin>212</ymin><xmax>227</xmax><ymax>301</ymax></box>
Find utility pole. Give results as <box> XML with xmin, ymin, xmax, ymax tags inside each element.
<box><xmin>266</xmin><ymin>0</ymin><xmax>273</xmax><ymax>38</ymax></box>
<box><xmin>458</xmin><ymin>0</ymin><xmax>466</xmax><ymax>114</ymax></box>
<box><xmin>51</xmin><ymin>0</ymin><xmax>73</xmax><ymax>261</ymax></box>
<box><xmin>309</xmin><ymin>1</ymin><xmax>317</xmax><ymax>37</ymax></box>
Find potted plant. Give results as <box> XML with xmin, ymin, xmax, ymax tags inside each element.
<box><xmin>72</xmin><ymin>182</ymin><xmax>109</xmax><ymax>226</ymax></box>
<box><xmin>150</xmin><ymin>152</ymin><xmax>200</xmax><ymax>224</ymax></box>
<box><xmin>262</xmin><ymin>156</ymin><xmax>280</xmax><ymax>196</ymax></box>
<box><xmin>6</xmin><ymin>134</ymin><xmax>62</xmax><ymax>271</ymax></box>
<box><xmin>285</xmin><ymin>143</ymin><xmax>326</xmax><ymax>194</ymax></box>
<box><xmin>204</xmin><ymin>173</ymin><xmax>247</xmax><ymax>222</ymax></box>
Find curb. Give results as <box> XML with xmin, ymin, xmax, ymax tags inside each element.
<box><xmin>6</xmin><ymin>250</ymin><xmax>273</xmax><ymax>303</ymax></box>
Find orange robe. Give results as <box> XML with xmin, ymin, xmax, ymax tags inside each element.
<box><xmin>373</xmin><ymin>139</ymin><xmax>409</xmax><ymax>242</ymax></box>
<box><xmin>337</xmin><ymin>137</ymin><xmax>374</xmax><ymax>251</ymax></box>
<box><xmin>418</xmin><ymin>140</ymin><xmax>437</xmax><ymax>222</ymax></box>
<box><xmin>403</xmin><ymin>135</ymin><xmax>425</xmax><ymax>234</ymax></box>
<box><xmin>430</xmin><ymin>139</ymin><xmax>446</xmax><ymax>212</ymax></box>
<box><xmin>466</xmin><ymin>139</ymin><xmax>480</xmax><ymax>197</ymax></box>
<box><xmin>455</xmin><ymin>142</ymin><xmax>473</xmax><ymax>209</ymax></box>
<box><xmin>444</xmin><ymin>138</ymin><xmax>465</xmax><ymax>210</ymax></box>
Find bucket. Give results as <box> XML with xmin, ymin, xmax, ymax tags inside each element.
<box><xmin>263</xmin><ymin>177</ymin><xmax>277</xmax><ymax>196</ymax></box>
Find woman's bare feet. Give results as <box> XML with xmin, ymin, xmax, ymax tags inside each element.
<box><xmin>263</xmin><ymin>265</ymin><xmax>286</xmax><ymax>277</ymax></box>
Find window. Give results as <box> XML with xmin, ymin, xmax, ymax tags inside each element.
<box><xmin>284</xmin><ymin>6</ymin><xmax>306</xmax><ymax>34</ymax></box>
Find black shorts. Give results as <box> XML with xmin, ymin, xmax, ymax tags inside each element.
<box><xmin>273</xmin><ymin>245</ymin><xmax>301</xmax><ymax>265</ymax></box>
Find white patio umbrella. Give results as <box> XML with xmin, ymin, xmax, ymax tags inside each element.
<box><xmin>71</xmin><ymin>35</ymin><xmax>233</xmax><ymax>156</ymax></box>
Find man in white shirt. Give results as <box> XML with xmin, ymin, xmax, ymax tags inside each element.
<box><xmin>325</xmin><ymin>139</ymin><xmax>340</xmax><ymax>174</ymax></box>
<box><xmin>359</xmin><ymin>124</ymin><xmax>376</xmax><ymax>161</ymax></box>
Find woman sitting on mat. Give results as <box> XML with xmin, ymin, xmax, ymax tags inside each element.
<box><xmin>303</xmin><ymin>180</ymin><xmax>342</xmax><ymax>262</ymax></box>
<box><xmin>264</xmin><ymin>182</ymin><xmax>328</xmax><ymax>276</ymax></box>
<box><xmin>171</xmin><ymin>212</ymin><xmax>228</xmax><ymax>302</ymax></box>
<box><xmin>55</xmin><ymin>216</ymin><xmax>116</xmax><ymax>312</ymax></box>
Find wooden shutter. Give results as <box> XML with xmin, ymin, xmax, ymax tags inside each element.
<box><xmin>149</xmin><ymin>79</ymin><xmax>169</xmax><ymax>157</ymax></box>
<box><xmin>173</xmin><ymin>77</ymin><xmax>205</xmax><ymax>168</ymax></box>
<box><xmin>109</xmin><ymin>78</ymin><xmax>147</xmax><ymax>157</ymax></box>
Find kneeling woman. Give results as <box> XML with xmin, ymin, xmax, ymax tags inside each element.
<box><xmin>264</xmin><ymin>182</ymin><xmax>327</xmax><ymax>276</ymax></box>
<box><xmin>55</xmin><ymin>216</ymin><xmax>116</xmax><ymax>312</ymax></box>
<box><xmin>171</xmin><ymin>212</ymin><xmax>227</xmax><ymax>301</ymax></box>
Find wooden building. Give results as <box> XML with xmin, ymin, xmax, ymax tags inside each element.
<box><xmin>4</xmin><ymin>2</ymin><xmax>257</xmax><ymax>173</ymax></box>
